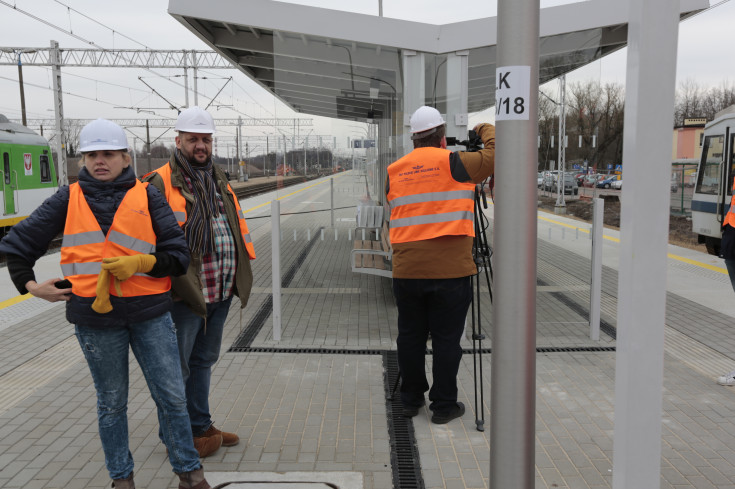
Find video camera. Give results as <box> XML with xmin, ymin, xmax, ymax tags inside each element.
<box><xmin>445</xmin><ymin>129</ymin><xmax>483</xmax><ymax>152</ymax></box>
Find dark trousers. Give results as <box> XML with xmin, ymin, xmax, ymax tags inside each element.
<box><xmin>393</xmin><ymin>276</ymin><xmax>472</xmax><ymax>414</ymax></box>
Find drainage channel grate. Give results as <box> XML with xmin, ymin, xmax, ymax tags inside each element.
<box><xmin>458</xmin><ymin>347</ymin><xmax>615</xmax><ymax>354</ymax></box>
<box><xmin>537</xmin><ymin>278</ymin><xmax>618</xmax><ymax>340</ymax></box>
<box><xmin>230</xmin><ymin>346</ymin><xmax>616</xmax><ymax>355</ymax></box>
<box><xmin>229</xmin><ymin>227</ymin><xmax>324</xmax><ymax>351</ymax></box>
<box><xmin>230</xmin><ymin>347</ymin><xmax>387</xmax><ymax>354</ymax></box>
<box><xmin>383</xmin><ymin>351</ymin><xmax>425</xmax><ymax>489</ymax></box>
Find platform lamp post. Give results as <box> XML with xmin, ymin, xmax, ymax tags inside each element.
<box><xmin>555</xmin><ymin>74</ymin><xmax>566</xmax><ymax>211</ymax></box>
<box><xmin>492</xmin><ymin>0</ymin><xmax>539</xmax><ymax>487</ymax></box>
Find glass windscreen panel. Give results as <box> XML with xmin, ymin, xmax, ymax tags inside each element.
<box><xmin>696</xmin><ymin>135</ymin><xmax>724</xmax><ymax>195</ymax></box>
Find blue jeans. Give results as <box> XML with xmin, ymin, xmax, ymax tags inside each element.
<box><xmin>75</xmin><ymin>313</ymin><xmax>201</xmax><ymax>480</ymax></box>
<box><xmin>171</xmin><ymin>297</ymin><xmax>232</xmax><ymax>436</ymax></box>
<box><xmin>393</xmin><ymin>277</ymin><xmax>472</xmax><ymax>415</ymax></box>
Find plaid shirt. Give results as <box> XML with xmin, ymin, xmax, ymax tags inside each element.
<box><xmin>182</xmin><ymin>174</ymin><xmax>237</xmax><ymax>303</ymax></box>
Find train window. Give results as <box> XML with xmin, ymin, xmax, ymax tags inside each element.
<box><xmin>40</xmin><ymin>154</ymin><xmax>51</xmax><ymax>182</ymax></box>
<box><xmin>696</xmin><ymin>135</ymin><xmax>724</xmax><ymax>196</ymax></box>
<box><xmin>3</xmin><ymin>153</ymin><xmax>9</xmax><ymax>185</ymax></box>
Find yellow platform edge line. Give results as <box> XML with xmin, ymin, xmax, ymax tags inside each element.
<box><xmin>538</xmin><ymin>210</ymin><xmax>727</xmax><ymax>275</ymax></box>
<box><xmin>0</xmin><ymin>293</ymin><xmax>32</xmax><ymax>311</ymax></box>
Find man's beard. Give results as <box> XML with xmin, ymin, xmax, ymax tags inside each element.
<box><xmin>179</xmin><ymin>148</ymin><xmax>211</xmax><ymax>166</ymax></box>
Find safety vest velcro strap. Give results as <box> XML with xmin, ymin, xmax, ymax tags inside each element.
<box><xmin>390</xmin><ymin>210</ymin><xmax>474</xmax><ymax>229</ymax></box>
<box><xmin>107</xmin><ymin>230</ymin><xmax>156</xmax><ymax>254</ymax></box>
<box><xmin>243</xmin><ymin>233</ymin><xmax>252</xmax><ymax>244</ymax></box>
<box><xmin>62</xmin><ymin>230</ymin><xmax>105</xmax><ymax>248</ymax></box>
<box><xmin>61</xmin><ymin>261</ymin><xmax>102</xmax><ymax>276</ymax></box>
<box><xmin>389</xmin><ymin>190</ymin><xmax>474</xmax><ymax>208</ymax></box>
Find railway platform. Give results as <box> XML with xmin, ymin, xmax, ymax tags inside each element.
<box><xmin>1</xmin><ymin>171</ymin><xmax>735</xmax><ymax>488</ymax></box>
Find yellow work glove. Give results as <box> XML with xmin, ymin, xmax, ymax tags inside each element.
<box><xmin>101</xmin><ymin>254</ymin><xmax>157</xmax><ymax>281</ymax></box>
<box><xmin>92</xmin><ymin>268</ymin><xmax>113</xmax><ymax>314</ymax></box>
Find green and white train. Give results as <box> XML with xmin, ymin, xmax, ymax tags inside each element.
<box><xmin>0</xmin><ymin>114</ymin><xmax>58</xmax><ymax>235</ymax></box>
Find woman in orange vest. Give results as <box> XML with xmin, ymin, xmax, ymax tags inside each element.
<box><xmin>0</xmin><ymin>119</ymin><xmax>212</xmax><ymax>489</ymax></box>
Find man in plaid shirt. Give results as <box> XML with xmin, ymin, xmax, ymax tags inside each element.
<box><xmin>145</xmin><ymin>107</ymin><xmax>255</xmax><ymax>458</ymax></box>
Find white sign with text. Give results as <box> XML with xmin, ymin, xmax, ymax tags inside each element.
<box><xmin>495</xmin><ymin>66</ymin><xmax>531</xmax><ymax>121</ymax></box>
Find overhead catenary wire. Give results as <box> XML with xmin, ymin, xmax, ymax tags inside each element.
<box><xmin>0</xmin><ymin>1</ymin><xmax>220</xmax><ymax>110</ymax></box>
<box><xmin>50</xmin><ymin>0</ymin><xmax>151</xmax><ymax>49</ymax></box>
<box><xmin>1</xmin><ymin>0</ymin><xmax>317</xmax><ymax>148</ymax></box>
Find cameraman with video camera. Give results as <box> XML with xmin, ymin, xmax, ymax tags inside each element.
<box><xmin>386</xmin><ymin>105</ymin><xmax>495</xmax><ymax>424</ymax></box>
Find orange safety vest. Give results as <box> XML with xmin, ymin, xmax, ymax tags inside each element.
<box><xmin>386</xmin><ymin>147</ymin><xmax>476</xmax><ymax>244</ymax></box>
<box><xmin>151</xmin><ymin>162</ymin><xmax>256</xmax><ymax>260</ymax></box>
<box><xmin>725</xmin><ymin>176</ymin><xmax>735</xmax><ymax>228</ymax></box>
<box><xmin>60</xmin><ymin>181</ymin><xmax>170</xmax><ymax>298</ymax></box>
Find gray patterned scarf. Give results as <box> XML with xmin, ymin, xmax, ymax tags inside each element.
<box><xmin>174</xmin><ymin>149</ymin><xmax>219</xmax><ymax>255</ymax></box>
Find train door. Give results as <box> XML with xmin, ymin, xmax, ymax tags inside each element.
<box><xmin>2</xmin><ymin>149</ymin><xmax>16</xmax><ymax>215</ymax></box>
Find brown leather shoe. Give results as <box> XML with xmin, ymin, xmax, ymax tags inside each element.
<box><xmin>201</xmin><ymin>425</ymin><xmax>239</xmax><ymax>447</ymax></box>
<box><xmin>193</xmin><ymin>432</ymin><xmax>222</xmax><ymax>458</ymax></box>
<box><xmin>177</xmin><ymin>468</ymin><xmax>211</xmax><ymax>489</ymax></box>
<box><xmin>111</xmin><ymin>471</ymin><xmax>135</xmax><ymax>488</ymax></box>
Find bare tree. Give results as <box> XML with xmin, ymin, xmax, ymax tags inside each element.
<box><xmin>149</xmin><ymin>143</ymin><xmax>174</xmax><ymax>158</ymax></box>
<box><xmin>537</xmin><ymin>88</ymin><xmax>558</xmax><ymax>171</ymax></box>
<box><xmin>567</xmin><ymin>80</ymin><xmax>604</xmax><ymax>169</ymax></box>
<box><xmin>674</xmin><ymin>79</ymin><xmax>704</xmax><ymax>124</ymax></box>
<box><xmin>63</xmin><ymin>119</ymin><xmax>83</xmax><ymax>156</ymax></box>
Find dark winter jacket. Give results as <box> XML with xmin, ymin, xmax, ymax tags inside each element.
<box><xmin>0</xmin><ymin>165</ymin><xmax>190</xmax><ymax>327</ymax></box>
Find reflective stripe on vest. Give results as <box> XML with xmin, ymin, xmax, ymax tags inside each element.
<box><xmin>229</xmin><ymin>183</ymin><xmax>256</xmax><ymax>258</ymax></box>
<box><xmin>726</xmin><ymin>176</ymin><xmax>735</xmax><ymax>228</ymax></box>
<box><xmin>150</xmin><ymin>163</ymin><xmax>188</xmax><ymax>227</ymax></box>
<box><xmin>152</xmin><ymin>162</ymin><xmax>256</xmax><ymax>259</ymax></box>
<box><xmin>386</xmin><ymin>147</ymin><xmax>475</xmax><ymax>244</ymax></box>
<box><xmin>60</xmin><ymin>181</ymin><xmax>170</xmax><ymax>298</ymax></box>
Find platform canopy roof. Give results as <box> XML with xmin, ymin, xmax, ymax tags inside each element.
<box><xmin>169</xmin><ymin>0</ymin><xmax>709</xmax><ymax>122</ymax></box>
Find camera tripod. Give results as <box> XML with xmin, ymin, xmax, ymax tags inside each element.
<box><xmin>387</xmin><ymin>181</ymin><xmax>494</xmax><ymax>432</ymax></box>
<box><xmin>469</xmin><ymin>180</ymin><xmax>494</xmax><ymax>432</ymax></box>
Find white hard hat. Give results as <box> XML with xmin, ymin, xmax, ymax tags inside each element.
<box><xmin>175</xmin><ymin>106</ymin><xmax>216</xmax><ymax>134</ymax></box>
<box><xmin>409</xmin><ymin>106</ymin><xmax>445</xmax><ymax>139</ymax></box>
<box><xmin>79</xmin><ymin>119</ymin><xmax>128</xmax><ymax>152</ymax></box>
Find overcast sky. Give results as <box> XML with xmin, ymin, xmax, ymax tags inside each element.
<box><xmin>1</xmin><ymin>0</ymin><xmax>733</xmax><ymax>154</ymax></box>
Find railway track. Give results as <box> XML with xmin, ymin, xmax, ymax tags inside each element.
<box><xmin>231</xmin><ymin>175</ymin><xmax>311</xmax><ymax>199</ymax></box>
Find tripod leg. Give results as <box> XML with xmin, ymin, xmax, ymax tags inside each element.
<box><xmin>471</xmin><ymin>187</ymin><xmax>490</xmax><ymax>432</ymax></box>
<box><xmin>470</xmin><ymin>277</ymin><xmax>485</xmax><ymax>431</ymax></box>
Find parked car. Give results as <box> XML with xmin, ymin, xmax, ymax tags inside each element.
<box><xmin>597</xmin><ymin>175</ymin><xmax>621</xmax><ymax>189</ymax></box>
<box><xmin>575</xmin><ymin>172</ymin><xmax>587</xmax><ymax>186</ymax></box>
<box><xmin>538</xmin><ymin>172</ymin><xmax>544</xmax><ymax>188</ymax></box>
<box><xmin>582</xmin><ymin>174</ymin><xmax>604</xmax><ymax>188</ymax></box>
<box><xmin>611</xmin><ymin>179</ymin><xmax>622</xmax><ymax>190</ymax></box>
<box><xmin>544</xmin><ymin>171</ymin><xmax>578</xmax><ymax>195</ymax></box>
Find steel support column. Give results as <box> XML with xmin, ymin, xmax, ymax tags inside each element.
<box><xmin>445</xmin><ymin>50</ymin><xmax>469</xmax><ymax>147</ymax></box>
<box><xmin>50</xmin><ymin>40</ymin><xmax>67</xmax><ymax>186</ymax></box>
<box><xmin>612</xmin><ymin>1</ymin><xmax>680</xmax><ymax>487</ymax></box>
<box><xmin>401</xmin><ymin>50</ymin><xmax>425</xmax><ymax>152</ymax></box>
<box><xmin>491</xmin><ymin>1</ymin><xmax>539</xmax><ymax>488</ymax></box>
